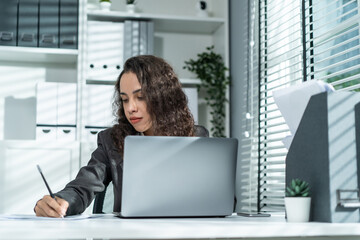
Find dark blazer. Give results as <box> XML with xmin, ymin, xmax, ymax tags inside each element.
<box><xmin>55</xmin><ymin>125</ymin><xmax>209</xmax><ymax>216</ymax></box>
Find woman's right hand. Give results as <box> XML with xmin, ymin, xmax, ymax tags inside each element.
<box><xmin>34</xmin><ymin>195</ymin><xmax>69</xmax><ymax>218</ymax></box>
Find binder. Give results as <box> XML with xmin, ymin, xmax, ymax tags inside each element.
<box><xmin>59</xmin><ymin>0</ymin><xmax>78</xmax><ymax>49</ymax></box>
<box><xmin>18</xmin><ymin>0</ymin><xmax>39</xmax><ymax>47</ymax></box>
<box><xmin>36</xmin><ymin>82</ymin><xmax>77</xmax><ymax>140</ymax></box>
<box><xmin>39</xmin><ymin>0</ymin><xmax>59</xmax><ymax>48</ymax></box>
<box><xmin>123</xmin><ymin>20</ymin><xmax>154</xmax><ymax>60</ymax></box>
<box><xmin>84</xmin><ymin>84</ymin><xmax>113</xmax><ymax>129</ymax></box>
<box><xmin>0</xmin><ymin>0</ymin><xmax>18</xmax><ymax>46</ymax></box>
<box><xmin>123</xmin><ymin>20</ymin><xmax>133</xmax><ymax>61</ymax></box>
<box><xmin>131</xmin><ymin>21</ymin><xmax>140</xmax><ymax>56</ymax></box>
<box><xmin>57</xmin><ymin>82</ymin><xmax>77</xmax><ymax>126</ymax></box>
<box><xmin>36</xmin><ymin>82</ymin><xmax>57</xmax><ymax>140</ymax></box>
<box><xmin>87</xmin><ymin>21</ymin><xmax>124</xmax><ymax>81</ymax></box>
<box><xmin>36</xmin><ymin>82</ymin><xmax>58</xmax><ymax>126</ymax></box>
<box><xmin>147</xmin><ymin>21</ymin><xmax>154</xmax><ymax>54</ymax></box>
<box><xmin>57</xmin><ymin>82</ymin><xmax>77</xmax><ymax>140</ymax></box>
<box><xmin>139</xmin><ymin>21</ymin><xmax>147</xmax><ymax>55</ymax></box>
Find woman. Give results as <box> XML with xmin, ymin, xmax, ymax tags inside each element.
<box><xmin>34</xmin><ymin>55</ymin><xmax>208</xmax><ymax>217</ymax></box>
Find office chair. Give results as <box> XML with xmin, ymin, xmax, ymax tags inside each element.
<box><xmin>93</xmin><ymin>182</ymin><xmax>114</xmax><ymax>214</ymax></box>
<box><xmin>92</xmin><ymin>125</ymin><xmax>209</xmax><ymax>213</ymax></box>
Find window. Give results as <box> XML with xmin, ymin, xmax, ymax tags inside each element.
<box><xmin>252</xmin><ymin>0</ymin><xmax>360</xmax><ymax>213</ymax></box>
<box><xmin>307</xmin><ymin>0</ymin><xmax>360</xmax><ymax>91</ymax></box>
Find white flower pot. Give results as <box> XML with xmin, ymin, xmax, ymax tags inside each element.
<box><xmin>100</xmin><ymin>2</ymin><xmax>111</xmax><ymax>11</ymax></box>
<box><xmin>126</xmin><ymin>4</ymin><xmax>136</xmax><ymax>14</ymax></box>
<box><xmin>285</xmin><ymin>197</ymin><xmax>311</xmax><ymax>222</ymax></box>
<box><xmin>196</xmin><ymin>1</ymin><xmax>209</xmax><ymax>17</ymax></box>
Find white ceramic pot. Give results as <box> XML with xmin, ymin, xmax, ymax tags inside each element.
<box><xmin>126</xmin><ymin>4</ymin><xmax>136</xmax><ymax>13</ymax></box>
<box><xmin>285</xmin><ymin>197</ymin><xmax>311</xmax><ymax>222</ymax></box>
<box><xmin>196</xmin><ymin>1</ymin><xmax>209</xmax><ymax>17</ymax></box>
<box><xmin>100</xmin><ymin>1</ymin><xmax>111</xmax><ymax>11</ymax></box>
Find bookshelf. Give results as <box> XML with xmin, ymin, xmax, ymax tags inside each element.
<box><xmin>0</xmin><ymin>0</ymin><xmax>229</xmax><ymax>214</ymax></box>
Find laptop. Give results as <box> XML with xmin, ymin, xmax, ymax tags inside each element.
<box><xmin>118</xmin><ymin>136</ymin><xmax>238</xmax><ymax>218</ymax></box>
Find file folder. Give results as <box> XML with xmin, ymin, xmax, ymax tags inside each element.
<box><xmin>139</xmin><ymin>21</ymin><xmax>154</xmax><ymax>55</ymax></box>
<box><xmin>57</xmin><ymin>82</ymin><xmax>77</xmax><ymax>126</ymax></box>
<box><xmin>123</xmin><ymin>20</ymin><xmax>154</xmax><ymax>61</ymax></box>
<box><xmin>139</xmin><ymin>21</ymin><xmax>147</xmax><ymax>54</ymax></box>
<box><xmin>36</xmin><ymin>82</ymin><xmax>58</xmax><ymax>126</ymax></box>
<box><xmin>87</xmin><ymin>21</ymin><xmax>124</xmax><ymax>81</ymax></box>
<box><xmin>39</xmin><ymin>0</ymin><xmax>59</xmax><ymax>48</ymax></box>
<box><xmin>286</xmin><ymin>91</ymin><xmax>360</xmax><ymax>223</ymax></box>
<box><xmin>147</xmin><ymin>21</ymin><xmax>154</xmax><ymax>54</ymax></box>
<box><xmin>18</xmin><ymin>0</ymin><xmax>39</xmax><ymax>47</ymax></box>
<box><xmin>131</xmin><ymin>21</ymin><xmax>140</xmax><ymax>56</ymax></box>
<box><xmin>123</xmin><ymin>20</ymin><xmax>133</xmax><ymax>61</ymax></box>
<box><xmin>0</xmin><ymin>0</ymin><xmax>18</xmax><ymax>46</ymax></box>
<box><xmin>83</xmin><ymin>84</ymin><xmax>113</xmax><ymax>129</ymax></box>
<box><xmin>59</xmin><ymin>0</ymin><xmax>78</xmax><ymax>49</ymax></box>
<box><xmin>36</xmin><ymin>82</ymin><xmax>77</xmax><ymax>140</ymax></box>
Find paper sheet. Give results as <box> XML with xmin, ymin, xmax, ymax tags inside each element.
<box><xmin>272</xmin><ymin>80</ymin><xmax>335</xmax><ymax>149</ymax></box>
<box><xmin>0</xmin><ymin>214</ymin><xmax>109</xmax><ymax>221</ymax></box>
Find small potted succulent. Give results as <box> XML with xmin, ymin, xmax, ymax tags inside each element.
<box><xmin>126</xmin><ymin>0</ymin><xmax>136</xmax><ymax>13</ymax></box>
<box><xmin>99</xmin><ymin>0</ymin><xmax>111</xmax><ymax>11</ymax></box>
<box><xmin>285</xmin><ymin>178</ymin><xmax>311</xmax><ymax>222</ymax></box>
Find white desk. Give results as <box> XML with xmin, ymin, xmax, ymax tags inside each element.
<box><xmin>1</xmin><ymin>214</ymin><xmax>360</xmax><ymax>240</ymax></box>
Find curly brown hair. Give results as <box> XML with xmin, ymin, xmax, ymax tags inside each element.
<box><xmin>111</xmin><ymin>55</ymin><xmax>195</xmax><ymax>156</ymax></box>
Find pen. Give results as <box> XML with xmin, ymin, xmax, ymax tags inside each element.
<box><xmin>36</xmin><ymin>164</ymin><xmax>64</xmax><ymax>218</ymax></box>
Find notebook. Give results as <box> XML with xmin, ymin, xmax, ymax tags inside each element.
<box><xmin>118</xmin><ymin>136</ymin><xmax>238</xmax><ymax>218</ymax></box>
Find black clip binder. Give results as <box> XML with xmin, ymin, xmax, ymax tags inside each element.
<box><xmin>0</xmin><ymin>0</ymin><xmax>18</xmax><ymax>46</ymax></box>
<box><xmin>39</xmin><ymin>0</ymin><xmax>59</xmax><ymax>48</ymax></box>
<box><xmin>18</xmin><ymin>0</ymin><xmax>39</xmax><ymax>47</ymax></box>
<box><xmin>59</xmin><ymin>0</ymin><xmax>78</xmax><ymax>49</ymax></box>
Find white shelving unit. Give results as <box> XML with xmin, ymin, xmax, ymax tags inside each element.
<box><xmin>87</xmin><ymin>10</ymin><xmax>225</xmax><ymax>34</ymax></box>
<box><xmin>0</xmin><ymin>46</ymin><xmax>78</xmax><ymax>64</ymax></box>
<box><xmin>180</xmin><ymin>79</ymin><xmax>202</xmax><ymax>85</ymax></box>
<box><xmin>0</xmin><ymin>0</ymin><xmax>85</xmax><ymax>214</ymax></box>
<box><xmin>0</xmin><ymin>0</ymin><xmax>229</xmax><ymax>214</ymax></box>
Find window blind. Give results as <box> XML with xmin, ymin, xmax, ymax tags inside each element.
<box><xmin>258</xmin><ymin>0</ymin><xmax>304</xmax><ymax>212</ymax></box>
<box><xmin>236</xmin><ymin>0</ymin><xmax>260</xmax><ymax>214</ymax></box>
<box><xmin>256</xmin><ymin>0</ymin><xmax>360</xmax><ymax>213</ymax></box>
<box><xmin>306</xmin><ymin>0</ymin><xmax>360</xmax><ymax>91</ymax></box>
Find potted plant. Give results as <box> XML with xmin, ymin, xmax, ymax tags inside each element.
<box><xmin>184</xmin><ymin>46</ymin><xmax>230</xmax><ymax>137</ymax></box>
<box><xmin>285</xmin><ymin>178</ymin><xmax>311</xmax><ymax>222</ymax></box>
<box><xmin>99</xmin><ymin>0</ymin><xmax>111</xmax><ymax>11</ymax></box>
<box><xmin>126</xmin><ymin>0</ymin><xmax>136</xmax><ymax>13</ymax></box>
<box><xmin>196</xmin><ymin>1</ymin><xmax>209</xmax><ymax>17</ymax></box>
